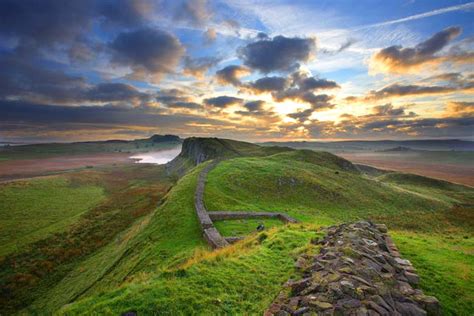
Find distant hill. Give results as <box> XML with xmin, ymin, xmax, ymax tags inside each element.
<box><xmin>378</xmin><ymin>146</ymin><xmax>413</xmax><ymax>152</ymax></box>
<box><xmin>0</xmin><ymin>134</ymin><xmax>182</xmax><ymax>160</ymax></box>
<box><xmin>2</xmin><ymin>136</ymin><xmax>473</xmax><ymax>314</ymax></box>
<box><xmin>262</xmin><ymin>139</ymin><xmax>474</xmax><ymax>152</ymax></box>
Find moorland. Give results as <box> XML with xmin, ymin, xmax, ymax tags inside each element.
<box><xmin>0</xmin><ymin>136</ymin><xmax>472</xmax><ymax>315</ymax></box>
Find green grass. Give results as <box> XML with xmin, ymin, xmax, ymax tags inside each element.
<box><xmin>0</xmin><ymin>164</ymin><xmax>174</xmax><ymax>314</ymax></box>
<box><xmin>202</xmin><ymin>151</ymin><xmax>473</xmax><ymax>314</ymax></box>
<box><xmin>0</xmin><ymin>176</ymin><xmax>105</xmax><ymax>257</ymax></box>
<box><xmin>204</xmin><ymin>151</ymin><xmax>471</xmax><ymax>232</ymax></box>
<box><xmin>59</xmin><ymin>225</ymin><xmax>320</xmax><ymax>315</ymax></box>
<box><xmin>3</xmin><ymin>141</ymin><xmax>473</xmax><ymax>315</ymax></box>
<box><xmin>392</xmin><ymin>231</ymin><xmax>474</xmax><ymax>316</ymax></box>
<box><xmin>214</xmin><ymin>218</ymin><xmax>284</xmax><ymax>236</ymax></box>
<box><xmin>22</xmin><ymin>163</ymin><xmax>207</xmax><ymax>313</ymax></box>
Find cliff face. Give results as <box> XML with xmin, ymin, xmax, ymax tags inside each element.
<box><xmin>178</xmin><ymin>137</ymin><xmax>249</xmax><ymax>165</ymax></box>
<box><xmin>179</xmin><ymin>137</ymin><xmax>214</xmax><ymax>165</ymax></box>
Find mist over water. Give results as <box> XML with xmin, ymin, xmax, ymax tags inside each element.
<box><xmin>130</xmin><ymin>146</ymin><xmax>181</xmax><ymax>164</ymax></box>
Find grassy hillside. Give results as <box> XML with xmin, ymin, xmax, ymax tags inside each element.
<box><xmin>59</xmin><ymin>225</ymin><xmax>320</xmax><ymax>315</ymax></box>
<box><xmin>59</xmin><ymin>145</ymin><xmax>473</xmax><ymax>315</ymax></box>
<box><xmin>263</xmin><ymin>139</ymin><xmax>474</xmax><ymax>152</ymax></box>
<box><xmin>24</xmin><ymin>163</ymin><xmax>209</xmax><ymax>313</ymax></box>
<box><xmin>0</xmin><ymin>164</ymin><xmax>175</xmax><ymax>313</ymax></box>
<box><xmin>204</xmin><ymin>150</ymin><xmax>471</xmax><ymax>232</ymax></box>
<box><xmin>0</xmin><ymin>176</ymin><xmax>105</xmax><ymax>257</ymax></box>
<box><xmin>2</xmin><ymin>138</ymin><xmax>473</xmax><ymax>315</ymax></box>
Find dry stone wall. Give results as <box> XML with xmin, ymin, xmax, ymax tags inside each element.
<box><xmin>266</xmin><ymin>221</ymin><xmax>441</xmax><ymax>316</ymax></box>
<box><xmin>194</xmin><ymin>160</ymin><xmax>297</xmax><ymax>249</ymax></box>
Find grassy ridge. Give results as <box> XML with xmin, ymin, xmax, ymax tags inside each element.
<box><xmin>27</xmin><ymin>163</ymin><xmax>209</xmax><ymax>313</ymax></box>
<box><xmin>0</xmin><ymin>164</ymin><xmax>174</xmax><ymax>313</ymax></box>
<box><xmin>4</xmin><ymin>140</ymin><xmax>473</xmax><ymax>315</ymax></box>
<box><xmin>60</xmin><ymin>225</ymin><xmax>320</xmax><ymax>315</ymax></box>
<box><xmin>0</xmin><ymin>176</ymin><xmax>105</xmax><ymax>257</ymax></box>
<box><xmin>204</xmin><ymin>152</ymin><xmax>465</xmax><ymax>231</ymax></box>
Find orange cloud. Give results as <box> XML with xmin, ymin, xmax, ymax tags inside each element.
<box><xmin>369</xmin><ymin>26</ymin><xmax>470</xmax><ymax>74</ymax></box>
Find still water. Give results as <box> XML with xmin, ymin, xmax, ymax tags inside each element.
<box><xmin>130</xmin><ymin>146</ymin><xmax>181</xmax><ymax>164</ymax></box>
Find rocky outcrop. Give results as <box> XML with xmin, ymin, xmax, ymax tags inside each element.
<box><xmin>266</xmin><ymin>221</ymin><xmax>441</xmax><ymax>316</ymax></box>
<box><xmin>179</xmin><ymin>137</ymin><xmax>240</xmax><ymax>165</ymax></box>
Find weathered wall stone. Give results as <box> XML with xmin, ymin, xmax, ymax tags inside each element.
<box><xmin>194</xmin><ymin>161</ymin><xmax>228</xmax><ymax>249</ymax></box>
<box><xmin>266</xmin><ymin>221</ymin><xmax>441</xmax><ymax>316</ymax></box>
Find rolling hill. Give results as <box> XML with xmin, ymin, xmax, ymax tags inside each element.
<box><xmin>0</xmin><ymin>137</ymin><xmax>472</xmax><ymax>315</ymax></box>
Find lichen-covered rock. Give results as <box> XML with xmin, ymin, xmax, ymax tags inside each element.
<box><xmin>266</xmin><ymin>221</ymin><xmax>441</xmax><ymax>316</ymax></box>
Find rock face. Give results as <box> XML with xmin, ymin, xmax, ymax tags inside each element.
<box><xmin>194</xmin><ymin>160</ymin><xmax>298</xmax><ymax>249</ymax></box>
<box><xmin>266</xmin><ymin>221</ymin><xmax>441</xmax><ymax>316</ymax></box>
<box><xmin>179</xmin><ymin>137</ymin><xmax>240</xmax><ymax>165</ymax></box>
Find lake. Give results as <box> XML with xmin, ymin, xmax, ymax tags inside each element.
<box><xmin>130</xmin><ymin>146</ymin><xmax>181</xmax><ymax>164</ymax></box>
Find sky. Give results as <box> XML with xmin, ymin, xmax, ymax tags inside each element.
<box><xmin>0</xmin><ymin>0</ymin><xmax>473</xmax><ymax>143</ymax></box>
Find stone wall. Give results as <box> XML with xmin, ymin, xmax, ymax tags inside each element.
<box><xmin>266</xmin><ymin>221</ymin><xmax>441</xmax><ymax>316</ymax></box>
<box><xmin>194</xmin><ymin>161</ymin><xmax>229</xmax><ymax>249</ymax></box>
<box><xmin>194</xmin><ymin>161</ymin><xmax>298</xmax><ymax>249</ymax></box>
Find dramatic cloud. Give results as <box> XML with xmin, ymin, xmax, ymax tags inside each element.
<box><xmin>0</xmin><ymin>0</ymin><xmax>155</xmax><ymax>55</ymax></box>
<box><xmin>215</xmin><ymin>65</ymin><xmax>251</xmax><ymax>86</ymax></box>
<box><xmin>174</xmin><ymin>0</ymin><xmax>210</xmax><ymax>27</ymax></box>
<box><xmin>235</xmin><ymin>100</ymin><xmax>276</xmax><ymax>118</ymax></box>
<box><xmin>245</xmin><ymin>70</ymin><xmax>339</xmax><ymax>109</ymax></box>
<box><xmin>0</xmin><ymin>55</ymin><xmax>86</xmax><ymax>102</ymax></box>
<box><xmin>100</xmin><ymin>0</ymin><xmax>155</xmax><ymax>27</ymax></box>
<box><xmin>183</xmin><ymin>56</ymin><xmax>220</xmax><ymax>79</ymax></box>
<box><xmin>444</xmin><ymin>101</ymin><xmax>474</xmax><ymax>117</ymax></box>
<box><xmin>239</xmin><ymin>35</ymin><xmax>316</xmax><ymax>73</ymax></box>
<box><xmin>305</xmin><ymin>112</ymin><xmax>474</xmax><ymax>139</ymax></box>
<box><xmin>0</xmin><ymin>0</ymin><xmax>94</xmax><ymax>50</ymax></box>
<box><xmin>348</xmin><ymin>80</ymin><xmax>474</xmax><ymax>102</ymax></box>
<box><xmin>0</xmin><ymin>100</ymin><xmax>235</xmax><ymax>141</ymax></box>
<box><xmin>0</xmin><ymin>55</ymin><xmax>153</xmax><ymax>106</ymax></box>
<box><xmin>370</xmin><ymin>26</ymin><xmax>466</xmax><ymax>73</ymax></box>
<box><xmin>369</xmin><ymin>103</ymin><xmax>416</xmax><ymax>118</ymax></box>
<box><xmin>156</xmin><ymin>89</ymin><xmax>202</xmax><ymax>110</ymax></box>
<box><xmin>246</xmin><ymin>76</ymin><xmax>289</xmax><ymax>92</ymax></box>
<box><xmin>84</xmin><ymin>83</ymin><xmax>149</xmax><ymax>103</ymax></box>
<box><xmin>110</xmin><ymin>28</ymin><xmax>185</xmax><ymax>82</ymax></box>
<box><xmin>204</xmin><ymin>96</ymin><xmax>243</xmax><ymax>108</ymax></box>
<box><xmin>287</xmin><ymin>108</ymin><xmax>315</xmax><ymax>122</ymax></box>
<box><xmin>243</xmin><ymin>100</ymin><xmax>265</xmax><ymax>112</ymax></box>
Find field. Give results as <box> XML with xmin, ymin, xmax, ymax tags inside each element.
<box><xmin>0</xmin><ymin>136</ymin><xmax>182</xmax><ymax>181</ymax></box>
<box><xmin>56</xmin><ymin>144</ymin><xmax>473</xmax><ymax>315</ymax></box>
<box><xmin>0</xmin><ymin>176</ymin><xmax>105</xmax><ymax>257</ymax></box>
<box><xmin>340</xmin><ymin>151</ymin><xmax>474</xmax><ymax>187</ymax></box>
<box><xmin>214</xmin><ymin>218</ymin><xmax>284</xmax><ymax>236</ymax></box>
<box><xmin>0</xmin><ymin>163</ymin><xmax>175</xmax><ymax>313</ymax></box>
<box><xmin>262</xmin><ymin>140</ymin><xmax>474</xmax><ymax>187</ymax></box>
<box><xmin>1</xmin><ymin>138</ymin><xmax>473</xmax><ymax>315</ymax></box>
<box><xmin>0</xmin><ymin>153</ymin><xmax>133</xmax><ymax>182</ymax></box>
